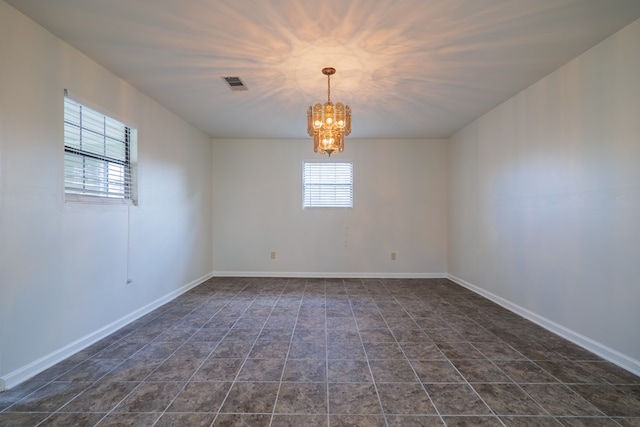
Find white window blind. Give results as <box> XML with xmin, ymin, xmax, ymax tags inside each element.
<box><xmin>303</xmin><ymin>162</ymin><xmax>353</xmax><ymax>208</ymax></box>
<box><xmin>64</xmin><ymin>94</ymin><xmax>134</xmax><ymax>201</ymax></box>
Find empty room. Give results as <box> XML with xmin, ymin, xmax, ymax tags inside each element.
<box><xmin>1</xmin><ymin>0</ymin><xmax>639</xmax><ymax>426</ymax></box>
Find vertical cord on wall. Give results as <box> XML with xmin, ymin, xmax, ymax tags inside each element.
<box><xmin>126</xmin><ymin>204</ymin><xmax>132</xmax><ymax>284</ymax></box>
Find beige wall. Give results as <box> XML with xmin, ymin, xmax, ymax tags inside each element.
<box><xmin>448</xmin><ymin>18</ymin><xmax>640</xmax><ymax>374</ymax></box>
<box><xmin>212</xmin><ymin>138</ymin><xmax>448</xmax><ymax>277</ymax></box>
<box><xmin>0</xmin><ymin>2</ymin><xmax>213</xmax><ymax>388</ymax></box>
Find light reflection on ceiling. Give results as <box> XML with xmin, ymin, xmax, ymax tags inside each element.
<box><xmin>6</xmin><ymin>0</ymin><xmax>640</xmax><ymax>139</ymax></box>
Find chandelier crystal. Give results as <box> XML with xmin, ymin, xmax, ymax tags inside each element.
<box><xmin>307</xmin><ymin>67</ymin><xmax>351</xmax><ymax>156</ymax></box>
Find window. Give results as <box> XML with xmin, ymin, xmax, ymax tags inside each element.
<box><xmin>64</xmin><ymin>93</ymin><xmax>136</xmax><ymax>202</ymax></box>
<box><xmin>303</xmin><ymin>162</ymin><xmax>353</xmax><ymax>208</ymax></box>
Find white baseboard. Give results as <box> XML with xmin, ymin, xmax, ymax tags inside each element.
<box><xmin>212</xmin><ymin>271</ymin><xmax>448</xmax><ymax>279</ymax></box>
<box><xmin>1</xmin><ymin>272</ymin><xmax>213</xmax><ymax>390</ymax></box>
<box><xmin>12</xmin><ymin>272</ymin><xmax>634</xmax><ymax>390</ymax></box>
<box><xmin>447</xmin><ymin>274</ymin><xmax>640</xmax><ymax>377</ymax></box>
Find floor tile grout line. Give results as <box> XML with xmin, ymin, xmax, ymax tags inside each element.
<box><xmin>34</xmin><ymin>285</ymin><xmax>241</xmax><ymax>427</ymax></box>
<box><xmin>399</xmin><ymin>288</ymin><xmax>557</xmax><ymax>425</ymax></box>
<box><xmin>324</xmin><ymin>279</ymin><xmax>330</xmax><ymax>427</ymax></box>
<box><xmin>351</xmin><ymin>278</ymin><xmax>391</xmax><ymax>427</ymax></box>
<box><xmin>390</xmin><ymin>288</ymin><xmax>507</xmax><ymax>426</ymax></box>
<box><xmin>381</xmin><ymin>290</ymin><xmax>451</xmax><ymax>425</ymax></box>
<box><xmin>4</xmin><ymin>277</ymin><xmax>640</xmax><ymax>426</ymax></box>
<box><xmin>25</xmin><ymin>316</ymin><xmax>186</xmax><ymax>421</ymax></box>
<box><xmin>498</xmin><ymin>364</ymin><xmax>565</xmax><ymax>420</ymax></box>
<box><xmin>153</xmin><ymin>278</ymin><xmax>262</xmax><ymax>427</ymax></box>
<box><xmin>211</xmin><ymin>278</ymin><xmax>287</xmax><ymax>426</ymax></box>
<box><xmin>102</xmin><ymin>279</ymin><xmax>255</xmax><ymax>427</ymax></box>
<box><xmin>267</xmin><ymin>278</ymin><xmax>307</xmax><ymax>427</ymax></box>
<box><xmin>414</xmin><ymin>283</ymin><xmax>617</xmax><ymax>422</ymax></box>
<box><xmin>380</xmin><ymin>290</ymin><xmax>446</xmax><ymax>426</ymax></box>
<box><xmin>464</xmin><ymin>328</ymin><xmax>612</xmax><ymax>422</ymax></box>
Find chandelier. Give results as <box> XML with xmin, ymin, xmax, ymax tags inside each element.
<box><xmin>307</xmin><ymin>67</ymin><xmax>351</xmax><ymax>156</ymax></box>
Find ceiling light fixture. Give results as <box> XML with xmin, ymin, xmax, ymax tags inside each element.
<box><xmin>307</xmin><ymin>67</ymin><xmax>351</xmax><ymax>156</ymax></box>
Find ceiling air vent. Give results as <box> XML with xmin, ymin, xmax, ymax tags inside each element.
<box><xmin>222</xmin><ymin>76</ymin><xmax>248</xmax><ymax>91</ymax></box>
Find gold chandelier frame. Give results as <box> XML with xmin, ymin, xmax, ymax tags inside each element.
<box><xmin>307</xmin><ymin>67</ymin><xmax>351</xmax><ymax>156</ymax></box>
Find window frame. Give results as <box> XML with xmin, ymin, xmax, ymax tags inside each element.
<box><xmin>63</xmin><ymin>91</ymin><xmax>137</xmax><ymax>205</ymax></box>
<box><xmin>302</xmin><ymin>161</ymin><xmax>353</xmax><ymax>209</ymax></box>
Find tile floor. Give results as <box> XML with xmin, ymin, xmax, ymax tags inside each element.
<box><xmin>1</xmin><ymin>277</ymin><xmax>639</xmax><ymax>426</ymax></box>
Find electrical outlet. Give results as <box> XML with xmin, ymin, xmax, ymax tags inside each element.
<box><xmin>270</xmin><ymin>251</ymin><xmax>276</xmax><ymax>259</ymax></box>
<box><xmin>391</xmin><ymin>252</ymin><xmax>397</xmax><ymax>260</ymax></box>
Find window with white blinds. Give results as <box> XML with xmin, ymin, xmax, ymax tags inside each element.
<box><xmin>64</xmin><ymin>94</ymin><xmax>135</xmax><ymax>202</ymax></box>
<box><xmin>303</xmin><ymin>162</ymin><xmax>353</xmax><ymax>208</ymax></box>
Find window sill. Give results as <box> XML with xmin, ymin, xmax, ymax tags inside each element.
<box><xmin>64</xmin><ymin>193</ymin><xmax>136</xmax><ymax>206</ymax></box>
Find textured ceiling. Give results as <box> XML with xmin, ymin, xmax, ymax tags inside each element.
<box><xmin>7</xmin><ymin>0</ymin><xmax>640</xmax><ymax>139</ymax></box>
